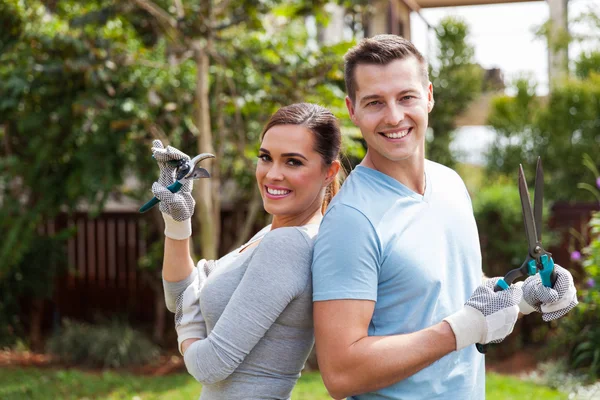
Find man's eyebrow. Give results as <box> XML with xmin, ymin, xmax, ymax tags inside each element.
<box><xmin>359</xmin><ymin>89</ymin><xmax>419</xmax><ymax>104</ymax></box>
<box><xmin>359</xmin><ymin>94</ymin><xmax>381</xmax><ymax>105</ymax></box>
<box><xmin>259</xmin><ymin>148</ymin><xmax>308</xmax><ymax>161</ymax></box>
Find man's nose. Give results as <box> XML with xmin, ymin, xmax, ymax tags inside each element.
<box><xmin>383</xmin><ymin>104</ymin><xmax>405</xmax><ymax>126</ymax></box>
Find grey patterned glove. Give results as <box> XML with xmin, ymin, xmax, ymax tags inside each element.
<box><xmin>444</xmin><ymin>277</ymin><xmax>522</xmax><ymax>351</ymax></box>
<box><xmin>150</xmin><ymin>140</ymin><xmax>196</xmax><ymax>238</ymax></box>
<box><xmin>175</xmin><ymin>259</ymin><xmax>216</xmax><ymax>355</ymax></box>
<box><xmin>516</xmin><ymin>264</ymin><xmax>578</xmax><ymax>321</ymax></box>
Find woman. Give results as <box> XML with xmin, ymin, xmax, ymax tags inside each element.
<box><xmin>151</xmin><ymin>103</ymin><xmax>342</xmax><ymax>399</ymax></box>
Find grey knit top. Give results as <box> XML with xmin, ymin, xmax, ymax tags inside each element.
<box><xmin>163</xmin><ymin>224</ymin><xmax>318</xmax><ymax>399</ymax></box>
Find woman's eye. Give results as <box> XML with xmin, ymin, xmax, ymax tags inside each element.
<box><xmin>258</xmin><ymin>154</ymin><xmax>271</xmax><ymax>162</ymax></box>
<box><xmin>287</xmin><ymin>159</ymin><xmax>303</xmax><ymax>167</ymax></box>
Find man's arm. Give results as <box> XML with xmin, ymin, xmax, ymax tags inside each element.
<box><xmin>314</xmin><ymin>300</ymin><xmax>456</xmax><ymax>399</ymax></box>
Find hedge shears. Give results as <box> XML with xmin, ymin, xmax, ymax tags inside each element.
<box><xmin>138</xmin><ymin>153</ymin><xmax>215</xmax><ymax>213</ymax></box>
<box><xmin>476</xmin><ymin>157</ymin><xmax>557</xmax><ymax>354</ymax></box>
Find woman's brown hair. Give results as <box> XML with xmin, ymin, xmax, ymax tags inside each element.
<box><xmin>261</xmin><ymin>103</ymin><xmax>342</xmax><ymax>213</ymax></box>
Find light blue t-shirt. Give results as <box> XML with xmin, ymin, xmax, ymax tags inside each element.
<box><xmin>312</xmin><ymin>161</ymin><xmax>485</xmax><ymax>400</ymax></box>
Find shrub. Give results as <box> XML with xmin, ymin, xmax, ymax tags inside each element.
<box><xmin>47</xmin><ymin>318</ymin><xmax>160</xmax><ymax>368</ymax></box>
<box><xmin>553</xmin><ymin>211</ymin><xmax>600</xmax><ymax>381</ymax></box>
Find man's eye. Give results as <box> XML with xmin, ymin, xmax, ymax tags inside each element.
<box><xmin>367</xmin><ymin>101</ymin><xmax>382</xmax><ymax>107</ymax></box>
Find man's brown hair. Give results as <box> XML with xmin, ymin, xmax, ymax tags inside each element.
<box><xmin>344</xmin><ymin>34</ymin><xmax>429</xmax><ymax>104</ymax></box>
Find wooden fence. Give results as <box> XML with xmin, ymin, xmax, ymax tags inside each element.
<box><xmin>30</xmin><ymin>202</ymin><xmax>599</xmax><ymax>338</ymax></box>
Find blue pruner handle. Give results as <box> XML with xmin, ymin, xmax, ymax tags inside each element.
<box><xmin>539</xmin><ymin>254</ymin><xmax>557</xmax><ymax>288</ymax></box>
<box><xmin>139</xmin><ymin>181</ymin><xmax>183</xmax><ymax>213</ymax></box>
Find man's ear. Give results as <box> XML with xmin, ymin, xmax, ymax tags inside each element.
<box><xmin>427</xmin><ymin>82</ymin><xmax>434</xmax><ymax>113</ymax></box>
<box><xmin>345</xmin><ymin>96</ymin><xmax>357</xmax><ymax>125</ymax></box>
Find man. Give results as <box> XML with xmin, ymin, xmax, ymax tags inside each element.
<box><xmin>311</xmin><ymin>35</ymin><xmax>578</xmax><ymax>400</ymax></box>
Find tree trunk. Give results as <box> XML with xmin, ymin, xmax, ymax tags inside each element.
<box><xmin>153</xmin><ymin>277</ymin><xmax>166</xmax><ymax>344</ymax></box>
<box><xmin>193</xmin><ymin>41</ymin><xmax>218</xmax><ymax>260</ymax></box>
<box><xmin>29</xmin><ymin>298</ymin><xmax>44</xmax><ymax>352</ymax></box>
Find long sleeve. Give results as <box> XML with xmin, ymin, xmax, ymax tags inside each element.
<box><xmin>163</xmin><ymin>267</ymin><xmax>198</xmax><ymax>313</ymax></box>
<box><xmin>183</xmin><ymin>227</ymin><xmax>312</xmax><ymax>385</ymax></box>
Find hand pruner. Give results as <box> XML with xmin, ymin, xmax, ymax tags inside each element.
<box><xmin>476</xmin><ymin>157</ymin><xmax>557</xmax><ymax>354</ymax></box>
<box><xmin>138</xmin><ymin>153</ymin><xmax>215</xmax><ymax>213</ymax></box>
<box><xmin>495</xmin><ymin>157</ymin><xmax>557</xmax><ymax>291</ymax></box>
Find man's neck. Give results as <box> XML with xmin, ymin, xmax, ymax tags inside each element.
<box><xmin>361</xmin><ymin>152</ymin><xmax>426</xmax><ymax>195</ymax></box>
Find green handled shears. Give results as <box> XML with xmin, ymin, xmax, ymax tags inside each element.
<box><xmin>139</xmin><ymin>152</ymin><xmax>215</xmax><ymax>213</ymax></box>
<box><xmin>476</xmin><ymin>157</ymin><xmax>557</xmax><ymax>354</ymax></box>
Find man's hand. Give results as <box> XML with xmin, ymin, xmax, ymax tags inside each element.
<box><xmin>517</xmin><ymin>263</ymin><xmax>578</xmax><ymax>321</ymax></box>
<box><xmin>444</xmin><ymin>278</ymin><xmax>522</xmax><ymax>351</ymax></box>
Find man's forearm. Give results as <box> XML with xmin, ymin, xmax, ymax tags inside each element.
<box><xmin>163</xmin><ymin>237</ymin><xmax>195</xmax><ymax>282</ymax></box>
<box><xmin>320</xmin><ymin>321</ymin><xmax>456</xmax><ymax>399</ymax></box>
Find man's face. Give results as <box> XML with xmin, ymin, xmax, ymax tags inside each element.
<box><xmin>346</xmin><ymin>57</ymin><xmax>433</xmax><ymax>168</ymax></box>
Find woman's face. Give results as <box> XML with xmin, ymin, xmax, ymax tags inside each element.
<box><xmin>256</xmin><ymin>124</ymin><xmax>331</xmax><ymax>222</ymax></box>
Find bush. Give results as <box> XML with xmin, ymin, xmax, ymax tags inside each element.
<box><xmin>47</xmin><ymin>318</ymin><xmax>160</xmax><ymax>368</ymax></box>
<box><xmin>553</xmin><ymin>211</ymin><xmax>600</xmax><ymax>381</ymax></box>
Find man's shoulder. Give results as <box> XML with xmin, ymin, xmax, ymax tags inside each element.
<box><xmin>425</xmin><ymin>159</ymin><xmax>468</xmax><ymax>190</ymax></box>
<box><xmin>328</xmin><ymin>167</ymin><xmax>392</xmax><ymax>216</ymax></box>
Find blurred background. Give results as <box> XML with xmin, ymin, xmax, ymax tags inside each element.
<box><xmin>0</xmin><ymin>0</ymin><xmax>599</xmax><ymax>398</ymax></box>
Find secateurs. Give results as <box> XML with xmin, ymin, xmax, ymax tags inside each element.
<box><xmin>138</xmin><ymin>153</ymin><xmax>215</xmax><ymax>213</ymax></box>
<box><xmin>476</xmin><ymin>157</ymin><xmax>557</xmax><ymax>354</ymax></box>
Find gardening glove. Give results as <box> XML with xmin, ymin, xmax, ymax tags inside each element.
<box><xmin>150</xmin><ymin>140</ymin><xmax>195</xmax><ymax>239</ymax></box>
<box><xmin>515</xmin><ymin>263</ymin><xmax>578</xmax><ymax>322</ymax></box>
<box><xmin>175</xmin><ymin>259</ymin><xmax>217</xmax><ymax>355</ymax></box>
<box><xmin>444</xmin><ymin>277</ymin><xmax>522</xmax><ymax>351</ymax></box>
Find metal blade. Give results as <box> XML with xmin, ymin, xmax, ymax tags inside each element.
<box><xmin>534</xmin><ymin>157</ymin><xmax>544</xmax><ymax>242</ymax></box>
<box><xmin>518</xmin><ymin>164</ymin><xmax>539</xmax><ymax>257</ymax></box>
<box><xmin>189</xmin><ymin>167</ymin><xmax>211</xmax><ymax>179</ymax></box>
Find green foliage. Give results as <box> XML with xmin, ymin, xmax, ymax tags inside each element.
<box><xmin>487</xmin><ymin>74</ymin><xmax>600</xmax><ymax>201</ymax></box>
<box><xmin>575</xmin><ymin>51</ymin><xmax>600</xmax><ymax>79</ymax></box>
<box><xmin>0</xmin><ymin>233</ymin><xmax>70</xmax><ymax>346</ymax></box>
<box><xmin>551</xmin><ymin>162</ymin><xmax>600</xmax><ymax>381</ymax></box>
<box><xmin>473</xmin><ymin>178</ymin><xmax>554</xmax><ymax>277</ymax></box>
<box><xmin>553</xmin><ymin>211</ymin><xmax>600</xmax><ymax>381</ymax></box>
<box><xmin>428</xmin><ymin>16</ymin><xmax>483</xmax><ymax>168</ymax></box>
<box><xmin>47</xmin><ymin>318</ymin><xmax>160</xmax><ymax>368</ymax></box>
<box><xmin>487</xmin><ymin>5</ymin><xmax>600</xmax><ymax>202</ymax></box>
<box><xmin>0</xmin><ymin>0</ymin><xmax>356</xmax><ymax>341</ymax></box>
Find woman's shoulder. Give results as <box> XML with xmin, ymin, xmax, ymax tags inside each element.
<box><xmin>263</xmin><ymin>224</ymin><xmax>318</xmax><ymax>249</ymax></box>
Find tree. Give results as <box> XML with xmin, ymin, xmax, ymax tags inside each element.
<box><xmin>0</xmin><ymin>0</ymin><xmax>352</xmax><ymax>345</ymax></box>
<box><xmin>486</xmin><ymin>7</ymin><xmax>600</xmax><ymax>201</ymax></box>
<box><xmin>428</xmin><ymin>16</ymin><xmax>483</xmax><ymax>169</ymax></box>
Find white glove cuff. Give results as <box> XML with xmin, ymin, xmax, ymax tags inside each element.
<box><xmin>162</xmin><ymin>213</ymin><xmax>192</xmax><ymax>240</ymax></box>
<box><xmin>514</xmin><ymin>281</ymin><xmax>536</xmax><ymax>315</ymax></box>
<box><xmin>444</xmin><ymin>306</ymin><xmax>486</xmax><ymax>351</ymax></box>
<box><xmin>541</xmin><ymin>284</ymin><xmax>578</xmax><ymax>313</ymax></box>
<box><xmin>177</xmin><ymin>323</ymin><xmax>207</xmax><ymax>355</ymax></box>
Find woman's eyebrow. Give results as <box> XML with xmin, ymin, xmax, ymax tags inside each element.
<box><xmin>259</xmin><ymin>148</ymin><xmax>308</xmax><ymax>161</ymax></box>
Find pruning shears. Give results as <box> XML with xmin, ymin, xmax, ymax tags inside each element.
<box><xmin>138</xmin><ymin>153</ymin><xmax>215</xmax><ymax>213</ymax></box>
<box><xmin>476</xmin><ymin>157</ymin><xmax>557</xmax><ymax>354</ymax></box>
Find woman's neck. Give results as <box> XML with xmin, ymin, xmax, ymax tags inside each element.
<box><xmin>271</xmin><ymin>208</ymin><xmax>323</xmax><ymax>230</ymax></box>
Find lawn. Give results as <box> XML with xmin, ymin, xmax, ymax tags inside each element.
<box><xmin>0</xmin><ymin>367</ymin><xmax>567</xmax><ymax>399</ymax></box>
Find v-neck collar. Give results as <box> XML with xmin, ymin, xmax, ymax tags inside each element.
<box><xmin>355</xmin><ymin>164</ymin><xmax>432</xmax><ymax>203</ymax></box>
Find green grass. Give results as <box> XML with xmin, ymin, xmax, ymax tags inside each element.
<box><xmin>0</xmin><ymin>367</ymin><xmax>567</xmax><ymax>399</ymax></box>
